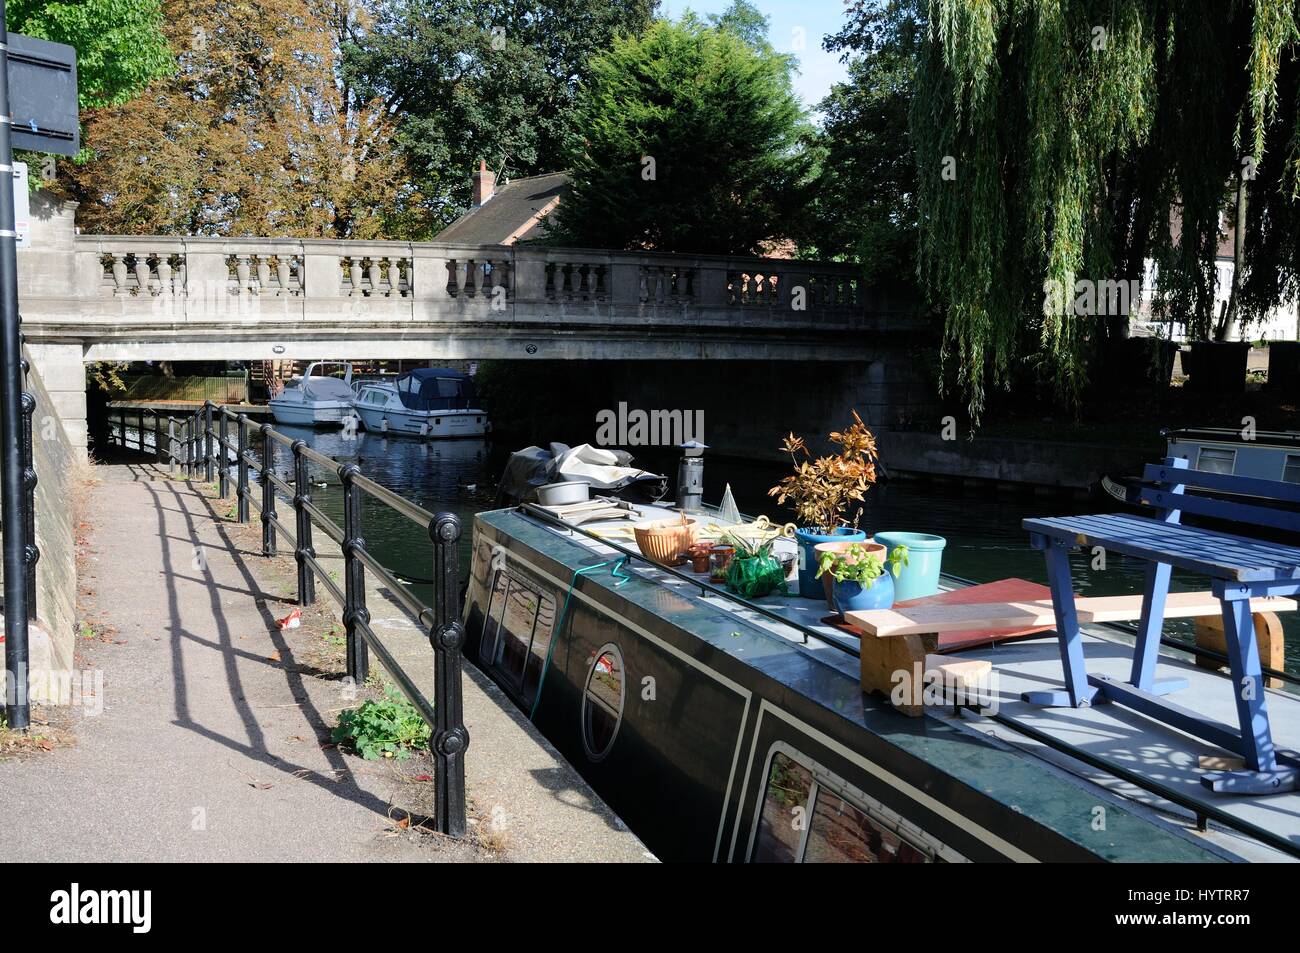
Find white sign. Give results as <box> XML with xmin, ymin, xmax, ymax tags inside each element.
<box><xmin>12</xmin><ymin>161</ymin><xmax>29</xmax><ymax>249</ymax></box>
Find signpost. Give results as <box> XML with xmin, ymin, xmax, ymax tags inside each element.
<box><xmin>0</xmin><ymin>0</ymin><xmax>77</xmax><ymax>731</ymax></box>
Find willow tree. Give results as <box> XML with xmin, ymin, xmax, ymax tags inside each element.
<box><xmin>912</xmin><ymin>0</ymin><xmax>1300</xmax><ymax>419</ymax></box>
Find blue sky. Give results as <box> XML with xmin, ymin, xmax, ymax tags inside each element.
<box><xmin>658</xmin><ymin>0</ymin><xmax>852</xmax><ymax>113</ymax></box>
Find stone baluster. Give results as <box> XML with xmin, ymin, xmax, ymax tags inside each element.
<box><xmin>232</xmin><ymin>255</ymin><xmax>251</xmax><ymax>294</ymax></box>
<box><xmin>348</xmin><ymin>256</ymin><xmax>364</xmax><ymax>296</ymax></box>
<box><xmin>493</xmin><ymin>258</ymin><xmax>510</xmax><ymax>299</ymax></box>
<box><xmin>134</xmin><ymin>255</ymin><xmax>152</xmax><ymax>296</ymax></box>
<box><xmin>176</xmin><ymin>259</ymin><xmax>187</xmax><ymax>296</ymax></box>
<box><xmin>156</xmin><ymin>254</ymin><xmax>173</xmax><ymax>295</ymax></box>
<box><xmin>276</xmin><ymin>256</ymin><xmax>292</xmax><ymax>295</ymax></box>
<box><xmin>255</xmin><ymin>256</ymin><xmax>271</xmax><ymax>295</ymax></box>
<box><xmin>459</xmin><ymin>259</ymin><xmax>475</xmax><ymax>297</ymax></box>
<box><xmin>368</xmin><ymin>257</ymin><xmax>383</xmax><ymax>297</ymax></box>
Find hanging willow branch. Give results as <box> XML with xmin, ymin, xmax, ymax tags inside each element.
<box><xmin>913</xmin><ymin>0</ymin><xmax>1300</xmax><ymax>421</ymax></box>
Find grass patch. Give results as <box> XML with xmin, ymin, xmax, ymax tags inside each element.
<box><xmin>333</xmin><ymin>686</ymin><xmax>431</xmax><ymax>761</ymax></box>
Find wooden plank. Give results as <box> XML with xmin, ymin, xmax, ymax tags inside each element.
<box><xmin>848</xmin><ymin>590</ymin><xmax>1297</xmax><ymax>637</ymax></box>
<box><xmin>848</xmin><ymin>601</ymin><xmax>1059</xmax><ymax>637</ymax></box>
<box><xmin>1076</xmin><ymin>592</ymin><xmax>1296</xmax><ymax>622</ymax></box>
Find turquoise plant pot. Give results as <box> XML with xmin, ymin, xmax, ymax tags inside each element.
<box><xmin>794</xmin><ymin>526</ymin><xmax>866</xmax><ymax>598</ymax></box>
<box><xmin>832</xmin><ymin>571</ymin><xmax>895</xmax><ymax>618</ymax></box>
<box><xmin>871</xmin><ymin>531</ymin><xmax>946</xmax><ymax>602</ymax></box>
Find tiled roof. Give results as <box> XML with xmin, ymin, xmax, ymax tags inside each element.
<box><xmin>434</xmin><ymin>172</ymin><xmax>569</xmax><ymax>245</ymax></box>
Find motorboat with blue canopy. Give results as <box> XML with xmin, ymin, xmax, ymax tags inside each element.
<box><xmin>352</xmin><ymin>367</ymin><xmax>489</xmax><ymax>438</ymax></box>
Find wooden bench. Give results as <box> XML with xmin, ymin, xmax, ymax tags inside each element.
<box><xmin>848</xmin><ymin>592</ymin><xmax>1293</xmax><ymax>716</ymax></box>
<box><xmin>1022</xmin><ymin>456</ymin><xmax>1300</xmax><ymax>795</ymax></box>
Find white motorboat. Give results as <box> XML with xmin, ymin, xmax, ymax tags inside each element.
<box><xmin>268</xmin><ymin>361</ymin><xmax>356</xmax><ymax>427</ymax></box>
<box><xmin>351</xmin><ymin>367</ymin><xmax>489</xmax><ymax>438</ymax></box>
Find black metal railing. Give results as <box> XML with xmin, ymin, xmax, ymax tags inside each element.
<box><xmin>105</xmin><ymin>400</ymin><xmax>468</xmax><ymax>836</ymax></box>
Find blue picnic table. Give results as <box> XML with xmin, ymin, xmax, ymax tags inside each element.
<box><xmin>1023</xmin><ymin>456</ymin><xmax>1300</xmax><ymax>795</ymax></box>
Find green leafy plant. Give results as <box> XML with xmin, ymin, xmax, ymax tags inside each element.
<box><xmin>332</xmin><ymin>686</ymin><xmax>431</xmax><ymax>761</ymax></box>
<box><xmin>815</xmin><ymin>543</ymin><xmax>908</xmax><ymax>588</ymax></box>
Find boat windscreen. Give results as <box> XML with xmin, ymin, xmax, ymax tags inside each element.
<box><xmin>397</xmin><ymin>374</ymin><xmax>478</xmax><ymax>411</ymax></box>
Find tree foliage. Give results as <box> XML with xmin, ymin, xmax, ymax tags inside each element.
<box><xmin>59</xmin><ymin>0</ymin><xmax>417</xmax><ymax>238</ymax></box>
<box><xmin>912</xmin><ymin>0</ymin><xmax>1300</xmax><ymax>420</ymax></box>
<box><xmin>809</xmin><ymin>0</ymin><xmax>921</xmax><ymax>283</ymax></box>
<box><xmin>9</xmin><ymin>0</ymin><xmax>173</xmax><ymax>110</ymax></box>
<box><xmin>342</xmin><ymin>0</ymin><xmax>655</xmax><ymax>227</ymax></box>
<box><xmin>551</xmin><ymin>15</ymin><xmax>813</xmax><ymax>254</ymax></box>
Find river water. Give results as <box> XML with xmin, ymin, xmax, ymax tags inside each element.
<box><xmin>262</xmin><ymin>425</ymin><xmax>1299</xmax><ymax>675</ymax></box>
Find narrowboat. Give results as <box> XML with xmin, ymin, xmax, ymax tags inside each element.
<box><xmin>268</xmin><ymin>361</ymin><xmax>356</xmax><ymax>427</ymax></box>
<box><xmin>463</xmin><ymin>498</ymin><xmax>1300</xmax><ymax>863</ymax></box>
<box><xmin>1104</xmin><ymin>427</ymin><xmax>1300</xmax><ymax>504</ymax></box>
<box><xmin>351</xmin><ymin>367</ymin><xmax>489</xmax><ymax>438</ymax></box>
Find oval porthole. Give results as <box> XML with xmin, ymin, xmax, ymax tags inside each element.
<box><xmin>581</xmin><ymin>644</ymin><xmax>625</xmax><ymax>762</ymax></box>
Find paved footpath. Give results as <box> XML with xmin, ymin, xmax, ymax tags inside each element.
<box><xmin>0</xmin><ymin>464</ymin><xmax>651</xmax><ymax>862</ymax></box>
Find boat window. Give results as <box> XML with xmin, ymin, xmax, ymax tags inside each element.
<box><xmin>751</xmin><ymin>750</ymin><xmax>936</xmax><ymax>863</ymax></box>
<box><xmin>480</xmin><ymin>569</ymin><xmax>556</xmax><ymax>705</ymax></box>
<box><xmin>581</xmin><ymin>644</ymin><xmax>625</xmax><ymax>761</ymax></box>
<box><xmin>752</xmin><ymin>752</ymin><xmax>813</xmax><ymax>862</ymax></box>
<box><xmin>1196</xmin><ymin>446</ymin><xmax>1236</xmax><ymax>474</ymax></box>
<box><xmin>479</xmin><ymin>570</ymin><xmax>510</xmax><ymax>664</ymax></box>
<box><xmin>492</xmin><ymin>577</ymin><xmax>541</xmax><ymax>689</ymax></box>
<box><xmin>1284</xmin><ymin>454</ymin><xmax>1300</xmax><ymax>485</ymax></box>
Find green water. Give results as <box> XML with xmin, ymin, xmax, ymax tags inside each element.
<box><xmin>256</xmin><ymin>427</ymin><xmax>1300</xmax><ymax>675</ymax></box>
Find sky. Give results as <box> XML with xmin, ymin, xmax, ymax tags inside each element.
<box><xmin>657</xmin><ymin>0</ymin><xmax>853</xmax><ymax>114</ymax></box>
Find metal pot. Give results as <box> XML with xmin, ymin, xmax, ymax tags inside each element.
<box><xmin>536</xmin><ymin>481</ymin><xmax>590</xmax><ymax>506</ymax></box>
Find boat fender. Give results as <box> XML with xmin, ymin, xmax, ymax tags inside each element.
<box><xmin>380</xmin><ymin>418</ymin><xmax>388</xmax><ymax>432</ymax></box>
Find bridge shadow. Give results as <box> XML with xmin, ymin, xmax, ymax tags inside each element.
<box><xmin>143</xmin><ymin>478</ymin><xmax>408</xmax><ymax>823</ymax></box>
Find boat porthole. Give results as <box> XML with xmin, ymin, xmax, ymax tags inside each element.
<box><xmin>581</xmin><ymin>644</ymin><xmax>625</xmax><ymax>762</ymax></box>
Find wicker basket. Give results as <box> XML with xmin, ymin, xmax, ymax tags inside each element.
<box><xmin>633</xmin><ymin>517</ymin><xmax>698</xmax><ymax>567</ymax></box>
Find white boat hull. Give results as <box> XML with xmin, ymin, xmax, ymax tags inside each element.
<box><xmin>353</xmin><ymin>405</ymin><xmax>488</xmax><ymax>438</ymax></box>
<box><xmin>269</xmin><ymin>399</ymin><xmax>354</xmax><ymax>427</ymax></box>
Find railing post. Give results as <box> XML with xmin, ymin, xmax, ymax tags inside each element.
<box><xmin>236</xmin><ymin>415</ymin><xmax>249</xmax><ymax>523</ymax></box>
<box><xmin>167</xmin><ymin>417</ymin><xmax>176</xmax><ymax>475</ymax></box>
<box><xmin>203</xmin><ymin>401</ymin><xmax>214</xmax><ymax>483</ymax></box>
<box><xmin>182</xmin><ymin>415</ymin><xmax>192</xmax><ymax>477</ymax></box>
<box><xmin>154</xmin><ymin>414</ymin><xmax>163</xmax><ymax>466</ymax></box>
<box><xmin>217</xmin><ymin>411</ymin><xmax>229</xmax><ymax>498</ymax></box>
<box><xmin>291</xmin><ymin>439</ymin><xmax>315</xmax><ymax>606</ymax></box>
<box><xmin>429</xmin><ymin>511</ymin><xmax>467</xmax><ymax>837</ymax></box>
<box><xmin>20</xmin><ymin>391</ymin><xmax>37</xmax><ymax>621</ymax></box>
<box><xmin>259</xmin><ymin>423</ymin><xmax>276</xmax><ymax>556</ymax></box>
<box><xmin>340</xmin><ymin>465</ymin><xmax>369</xmax><ymax>683</ymax></box>
<box><xmin>138</xmin><ymin>409</ymin><xmax>145</xmax><ymax>452</ymax></box>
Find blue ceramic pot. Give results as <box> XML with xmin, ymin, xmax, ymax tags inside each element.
<box><xmin>872</xmin><ymin>532</ymin><xmax>947</xmax><ymax>601</ymax></box>
<box><xmin>794</xmin><ymin>526</ymin><xmax>866</xmax><ymax>598</ymax></box>
<box><xmin>832</xmin><ymin>571</ymin><xmax>895</xmax><ymax>618</ymax></box>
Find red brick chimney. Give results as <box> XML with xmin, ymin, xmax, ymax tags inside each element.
<box><xmin>472</xmin><ymin>159</ymin><xmax>495</xmax><ymax>207</ymax></box>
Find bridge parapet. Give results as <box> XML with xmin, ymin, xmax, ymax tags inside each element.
<box><xmin>25</xmin><ymin>234</ymin><xmax>907</xmax><ymax>332</ymax></box>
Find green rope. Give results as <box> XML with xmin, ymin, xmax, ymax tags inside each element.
<box><xmin>529</xmin><ymin>556</ymin><xmax>629</xmax><ymax>720</ymax></box>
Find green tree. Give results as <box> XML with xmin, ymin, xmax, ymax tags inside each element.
<box><xmin>912</xmin><ymin>0</ymin><xmax>1300</xmax><ymax>419</ymax></box>
<box><xmin>342</xmin><ymin>0</ymin><xmax>655</xmax><ymax>229</ymax></box>
<box><xmin>9</xmin><ymin>0</ymin><xmax>172</xmax><ymax>110</ymax></box>
<box><xmin>552</xmin><ymin>16</ymin><xmax>813</xmax><ymax>254</ymax></box>
<box><xmin>808</xmin><ymin>0</ymin><xmax>921</xmax><ymax>283</ymax></box>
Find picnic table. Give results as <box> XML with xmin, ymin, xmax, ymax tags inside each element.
<box><xmin>1023</xmin><ymin>456</ymin><xmax>1300</xmax><ymax>795</ymax></box>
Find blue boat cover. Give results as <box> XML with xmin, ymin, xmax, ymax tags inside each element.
<box><xmin>395</xmin><ymin>368</ymin><xmax>478</xmax><ymax>411</ymax></box>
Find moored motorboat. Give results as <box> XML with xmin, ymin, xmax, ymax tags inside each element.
<box><xmin>268</xmin><ymin>361</ymin><xmax>356</xmax><ymax>427</ymax></box>
<box><xmin>351</xmin><ymin>367</ymin><xmax>489</xmax><ymax>438</ymax></box>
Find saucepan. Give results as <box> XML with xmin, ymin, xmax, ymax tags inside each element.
<box><xmin>536</xmin><ymin>481</ymin><xmax>591</xmax><ymax>507</ymax></box>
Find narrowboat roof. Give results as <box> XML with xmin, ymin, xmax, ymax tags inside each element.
<box><xmin>474</xmin><ymin>500</ymin><xmax>1300</xmax><ymax>862</ymax></box>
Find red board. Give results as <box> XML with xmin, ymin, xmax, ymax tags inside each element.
<box><xmin>822</xmin><ymin>577</ymin><xmax>1054</xmax><ymax>652</ymax></box>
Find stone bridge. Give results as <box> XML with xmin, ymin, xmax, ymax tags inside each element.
<box><xmin>17</xmin><ymin>194</ymin><xmax>931</xmax><ymax>459</ymax></box>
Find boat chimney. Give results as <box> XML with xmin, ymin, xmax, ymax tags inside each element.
<box><xmin>675</xmin><ymin>441</ymin><xmax>708</xmax><ymax>513</ymax></box>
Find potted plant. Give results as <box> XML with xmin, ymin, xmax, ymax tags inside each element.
<box><xmin>815</xmin><ymin>543</ymin><xmax>908</xmax><ymax>619</ymax></box>
<box><xmin>814</xmin><ymin>539</ymin><xmax>886</xmax><ymax>608</ymax></box>
<box><xmin>769</xmin><ymin>410</ymin><xmax>879</xmax><ymax>598</ymax></box>
<box><xmin>721</xmin><ymin>532</ymin><xmax>788</xmax><ymax>599</ymax></box>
